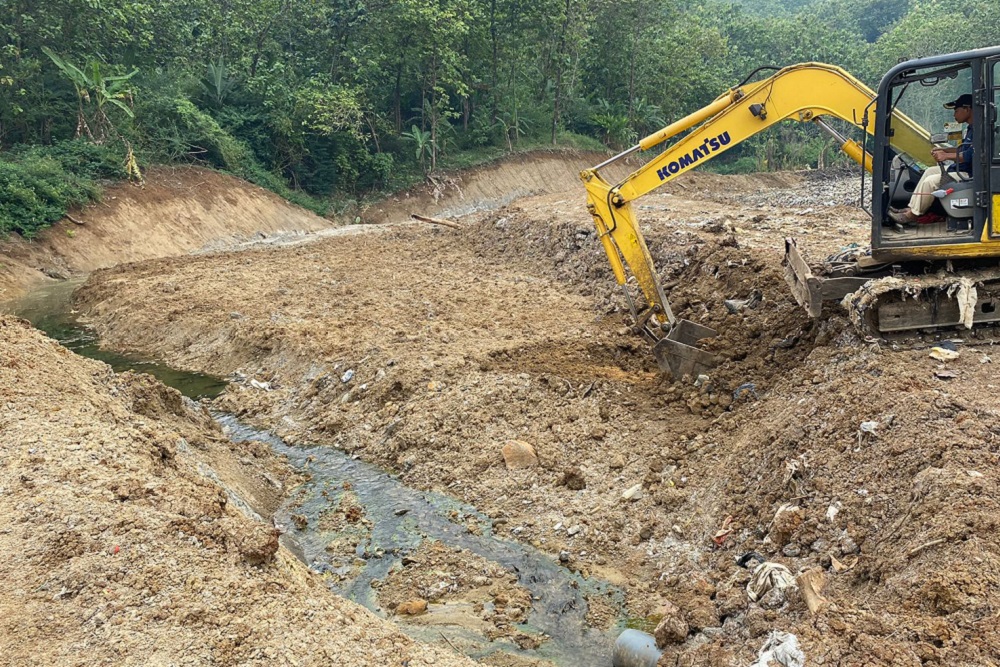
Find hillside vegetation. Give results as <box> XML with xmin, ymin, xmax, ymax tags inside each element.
<box><xmin>1</xmin><ymin>0</ymin><xmax>998</xmax><ymax>235</ymax></box>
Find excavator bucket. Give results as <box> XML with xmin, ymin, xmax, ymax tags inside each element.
<box><xmin>651</xmin><ymin>320</ymin><xmax>719</xmax><ymax>379</ymax></box>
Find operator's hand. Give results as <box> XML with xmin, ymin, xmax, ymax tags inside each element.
<box><xmin>931</xmin><ymin>147</ymin><xmax>955</xmax><ymax>162</ymax></box>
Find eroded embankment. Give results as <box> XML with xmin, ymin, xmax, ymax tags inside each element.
<box><xmin>0</xmin><ymin>315</ymin><xmax>478</xmax><ymax>667</ymax></box>
<box><xmin>0</xmin><ymin>166</ymin><xmax>330</xmax><ymax>301</ymax></box>
<box><xmin>71</xmin><ymin>168</ymin><xmax>1000</xmax><ymax>665</ymax></box>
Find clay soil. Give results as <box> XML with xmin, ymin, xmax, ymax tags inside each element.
<box><xmin>5</xmin><ymin>153</ymin><xmax>1000</xmax><ymax>666</ymax></box>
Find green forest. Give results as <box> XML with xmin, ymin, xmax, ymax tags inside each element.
<box><xmin>2</xmin><ymin>0</ymin><xmax>999</xmax><ymax>236</ymax></box>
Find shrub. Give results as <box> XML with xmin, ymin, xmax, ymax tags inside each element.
<box><xmin>0</xmin><ymin>141</ymin><xmax>124</xmax><ymax>237</ymax></box>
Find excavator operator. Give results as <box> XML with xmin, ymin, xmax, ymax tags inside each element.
<box><xmin>889</xmin><ymin>93</ymin><xmax>974</xmax><ymax>226</ymax></box>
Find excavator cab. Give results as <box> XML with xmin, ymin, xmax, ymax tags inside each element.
<box><xmin>872</xmin><ymin>53</ymin><xmax>985</xmax><ymax>248</ymax></box>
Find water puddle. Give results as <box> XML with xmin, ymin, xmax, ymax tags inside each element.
<box><xmin>7</xmin><ymin>279</ymin><xmax>623</xmax><ymax>664</ymax></box>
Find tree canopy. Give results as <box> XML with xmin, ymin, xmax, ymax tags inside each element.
<box><xmin>2</xmin><ymin>0</ymin><xmax>999</xmax><ymax>235</ymax></box>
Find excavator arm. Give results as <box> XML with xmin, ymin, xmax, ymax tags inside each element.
<box><xmin>581</xmin><ymin>62</ymin><xmax>931</xmax><ymax>377</ymax></box>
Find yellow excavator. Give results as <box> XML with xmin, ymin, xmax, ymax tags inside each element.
<box><xmin>581</xmin><ymin>47</ymin><xmax>1000</xmax><ymax>378</ymax></box>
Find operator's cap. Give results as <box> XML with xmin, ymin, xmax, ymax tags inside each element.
<box><xmin>944</xmin><ymin>94</ymin><xmax>973</xmax><ymax>109</ymax></box>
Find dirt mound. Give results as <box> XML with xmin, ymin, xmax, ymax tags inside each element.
<box><xmin>0</xmin><ymin>315</ymin><xmax>476</xmax><ymax>667</ymax></box>
<box><xmin>0</xmin><ymin>166</ymin><xmax>330</xmax><ymax>301</ymax></box>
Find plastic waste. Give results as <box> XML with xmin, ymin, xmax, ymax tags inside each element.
<box><xmin>746</xmin><ymin>562</ymin><xmax>797</xmax><ymax>602</ymax></box>
<box><xmin>748</xmin><ymin>631</ymin><xmax>805</xmax><ymax>667</ymax></box>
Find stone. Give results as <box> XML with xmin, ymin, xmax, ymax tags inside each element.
<box><xmin>653</xmin><ymin>601</ymin><xmax>689</xmax><ymax>647</ymax></box>
<box><xmin>609</xmin><ymin>454</ymin><xmax>626</xmax><ymax>470</ymax></box>
<box><xmin>621</xmin><ymin>484</ymin><xmax>644</xmax><ymax>501</ymax></box>
<box><xmin>502</xmin><ymin>440</ymin><xmax>538</xmax><ymax>469</ymax></box>
<box><xmin>396</xmin><ymin>599</ymin><xmax>428</xmax><ymax>615</ymax></box>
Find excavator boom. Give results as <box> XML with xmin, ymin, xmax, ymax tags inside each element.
<box><xmin>581</xmin><ymin>62</ymin><xmax>931</xmax><ymax>376</ymax></box>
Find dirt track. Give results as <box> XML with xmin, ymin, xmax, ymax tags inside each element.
<box><xmin>5</xmin><ymin>154</ymin><xmax>1000</xmax><ymax>666</ymax></box>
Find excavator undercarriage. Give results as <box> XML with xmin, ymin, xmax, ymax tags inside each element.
<box><xmin>785</xmin><ymin>239</ymin><xmax>1000</xmax><ymax>338</ymax></box>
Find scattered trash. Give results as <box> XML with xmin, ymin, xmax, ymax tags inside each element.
<box><xmin>929</xmin><ymin>347</ymin><xmax>959</xmax><ymax>361</ymax></box>
<box><xmin>746</xmin><ymin>561</ymin><xmax>797</xmax><ymax>602</ymax></box>
<box><xmin>795</xmin><ymin>567</ymin><xmax>827</xmax><ymax>614</ymax></box>
<box><xmin>748</xmin><ymin>631</ymin><xmax>805</xmax><ymax>667</ymax></box>
<box><xmin>934</xmin><ymin>370</ymin><xmax>958</xmax><ymax>380</ymax></box>
<box><xmin>713</xmin><ymin>515</ymin><xmax>735</xmax><ymax>546</ymax></box>
<box><xmin>831</xmin><ymin>555</ymin><xmax>858</xmax><ymax>572</ymax></box>
<box><xmin>723</xmin><ymin>290</ymin><xmax>762</xmax><ymax>314</ymax></box>
<box><xmin>938</xmin><ymin>340</ymin><xmax>958</xmax><ymax>351</ymax></box>
<box><xmin>341</xmin><ymin>369</ymin><xmax>355</xmax><ymax>383</ymax></box>
<box><xmin>981</xmin><ymin>354</ymin><xmax>992</xmax><ymax>364</ymax></box>
<box><xmin>736</xmin><ymin>551</ymin><xmax>767</xmax><ymax>568</ymax></box>
<box><xmin>733</xmin><ymin>382</ymin><xmax>758</xmax><ymax>402</ymax></box>
<box><xmin>825</xmin><ymin>502</ymin><xmax>842</xmax><ymax>522</ymax></box>
<box><xmin>859</xmin><ymin>420</ymin><xmax>879</xmax><ymax>435</ymax></box>
<box><xmin>249</xmin><ymin>379</ymin><xmax>272</xmax><ymax>391</ymax></box>
<box><xmin>858</xmin><ymin>420</ymin><xmax>878</xmax><ymax>446</ymax></box>
<box><xmin>694</xmin><ymin>374</ymin><xmax>711</xmax><ymax>387</ymax></box>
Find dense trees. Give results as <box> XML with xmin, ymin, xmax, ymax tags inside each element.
<box><xmin>2</xmin><ymin>0</ymin><xmax>999</xmax><ymax>235</ymax></box>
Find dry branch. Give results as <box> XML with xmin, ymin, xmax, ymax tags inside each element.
<box><xmin>411</xmin><ymin>214</ymin><xmax>461</xmax><ymax>229</ymax></box>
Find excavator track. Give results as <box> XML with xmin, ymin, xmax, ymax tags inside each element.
<box><xmin>843</xmin><ymin>269</ymin><xmax>1000</xmax><ymax>338</ymax></box>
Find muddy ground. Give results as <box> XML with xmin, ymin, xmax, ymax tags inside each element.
<box><xmin>5</xmin><ymin>154</ymin><xmax>1000</xmax><ymax>666</ymax></box>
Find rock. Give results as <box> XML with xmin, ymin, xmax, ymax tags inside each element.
<box><xmin>567</xmin><ymin>524</ymin><xmax>583</xmax><ymax>536</ymax></box>
<box><xmin>609</xmin><ymin>454</ymin><xmax>626</xmax><ymax>470</ymax></box>
<box><xmin>559</xmin><ymin>550</ymin><xmax>571</xmax><ymax>563</ymax></box>
<box><xmin>41</xmin><ymin>266</ymin><xmax>70</xmax><ymax>280</ymax></box>
<box><xmin>621</xmin><ymin>484</ymin><xmax>644</xmax><ymax>501</ymax></box>
<box><xmin>502</xmin><ymin>440</ymin><xmax>538</xmax><ymax>469</ymax></box>
<box><xmin>561</xmin><ymin>467</ymin><xmax>586</xmax><ymax>490</ymax></box>
<box><xmin>654</xmin><ymin>601</ymin><xmax>689</xmax><ymax>647</ymax></box>
<box><xmin>238</xmin><ymin>526</ymin><xmax>280</xmax><ymax>566</ymax></box>
<box><xmin>839</xmin><ymin>536</ymin><xmax>859</xmax><ymax>555</ymax></box>
<box><xmin>396</xmin><ymin>599</ymin><xmax>428</xmax><ymax>615</ymax></box>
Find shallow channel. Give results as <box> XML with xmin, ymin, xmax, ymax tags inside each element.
<box><xmin>7</xmin><ymin>281</ymin><xmax>623</xmax><ymax>665</ymax></box>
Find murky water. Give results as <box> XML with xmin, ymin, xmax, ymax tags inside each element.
<box><xmin>219</xmin><ymin>414</ymin><xmax>621</xmax><ymax>664</ymax></box>
<box><xmin>4</xmin><ymin>280</ymin><xmax>227</xmax><ymax>399</ymax></box>
<box><xmin>7</xmin><ymin>280</ymin><xmax>622</xmax><ymax>664</ymax></box>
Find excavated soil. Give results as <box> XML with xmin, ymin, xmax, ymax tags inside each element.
<box><xmin>6</xmin><ymin>154</ymin><xmax>1000</xmax><ymax>666</ymax></box>
<box><xmin>0</xmin><ymin>316</ymin><xmax>476</xmax><ymax>667</ymax></box>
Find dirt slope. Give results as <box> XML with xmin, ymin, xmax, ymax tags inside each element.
<box><xmin>0</xmin><ymin>315</ymin><xmax>477</xmax><ymax>667</ymax></box>
<box><xmin>0</xmin><ymin>166</ymin><xmax>331</xmax><ymax>301</ymax></box>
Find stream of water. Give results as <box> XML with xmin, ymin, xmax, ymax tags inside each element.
<box><xmin>6</xmin><ymin>282</ymin><xmax>623</xmax><ymax>665</ymax></box>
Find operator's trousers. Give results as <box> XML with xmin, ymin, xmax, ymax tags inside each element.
<box><xmin>909</xmin><ymin>166</ymin><xmax>969</xmax><ymax>215</ymax></box>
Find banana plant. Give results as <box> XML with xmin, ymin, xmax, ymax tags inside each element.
<box><xmin>401</xmin><ymin>124</ymin><xmax>434</xmax><ymax>174</ymax></box>
<box><xmin>201</xmin><ymin>56</ymin><xmax>236</xmax><ymax>108</ymax></box>
<box><xmin>42</xmin><ymin>47</ymin><xmax>138</xmax><ymax>144</ymax></box>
